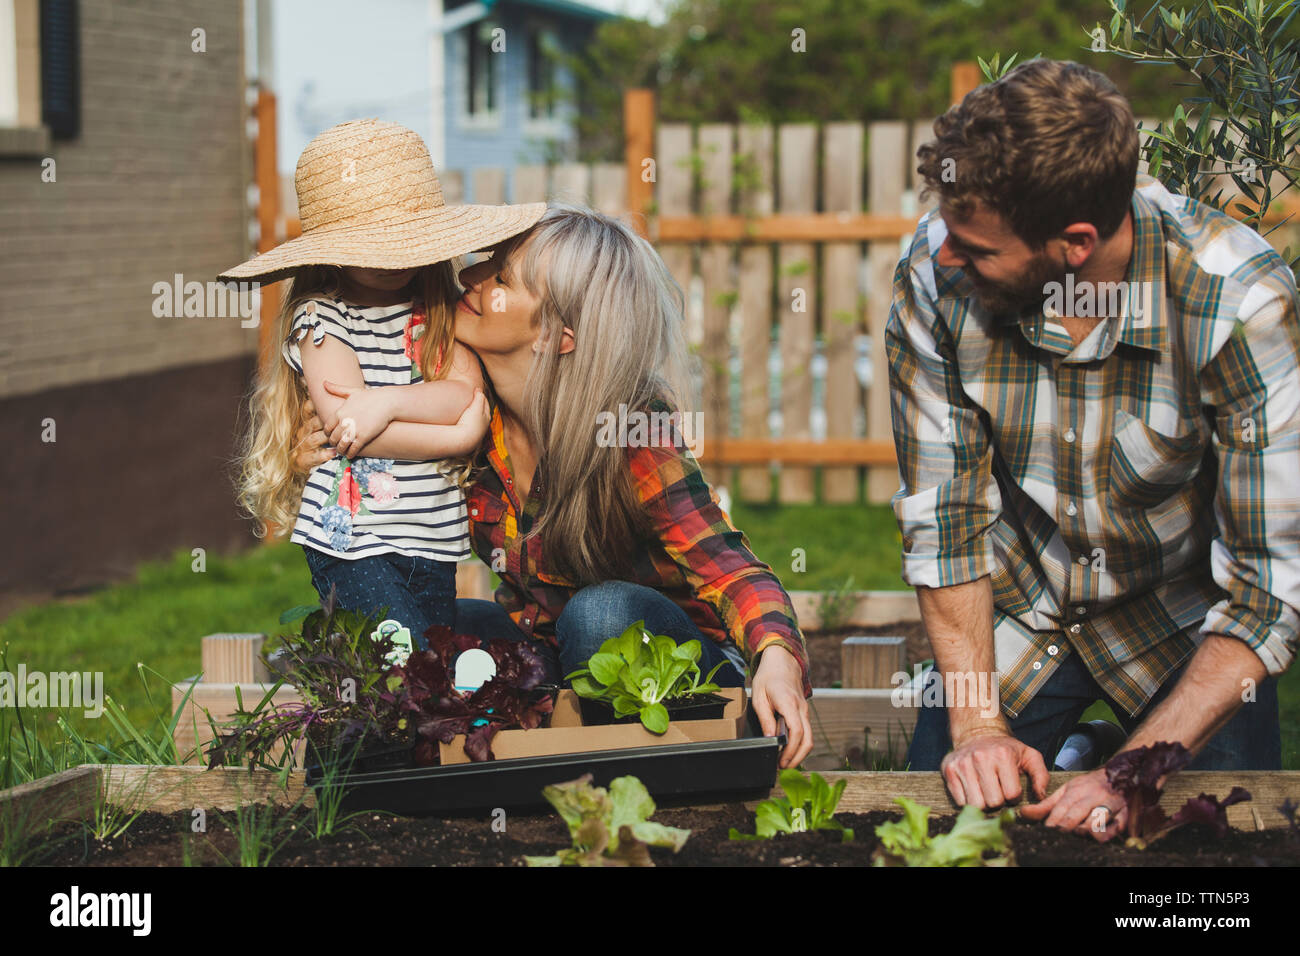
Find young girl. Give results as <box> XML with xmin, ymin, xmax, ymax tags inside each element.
<box><xmin>222</xmin><ymin>118</ymin><xmax>545</xmax><ymax>647</ymax></box>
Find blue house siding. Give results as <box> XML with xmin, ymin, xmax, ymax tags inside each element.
<box><xmin>443</xmin><ymin>2</ymin><xmax>601</xmax><ymax>201</ymax></box>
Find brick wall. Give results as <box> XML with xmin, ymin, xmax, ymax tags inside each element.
<box><xmin>0</xmin><ymin>0</ymin><xmax>255</xmax><ymax>399</ymax></box>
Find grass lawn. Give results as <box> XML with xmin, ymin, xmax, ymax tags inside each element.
<box><xmin>2</xmin><ymin>501</ymin><xmax>1297</xmax><ymax>770</ymax></box>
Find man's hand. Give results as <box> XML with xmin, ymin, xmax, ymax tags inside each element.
<box><xmin>750</xmin><ymin>643</ymin><xmax>813</xmax><ymax>769</ymax></box>
<box><xmin>941</xmin><ymin>727</ymin><xmax>1050</xmax><ymax>810</ymax></box>
<box><xmin>1019</xmin><ymin>766</ymin><xmax>1127</xmax><ymax>841</ymax></box>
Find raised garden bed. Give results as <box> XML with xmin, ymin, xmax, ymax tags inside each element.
<box><xmin>5</xmin><ymin>765</ymin><xmax>1297</xmax><ymax>867</ymax></box>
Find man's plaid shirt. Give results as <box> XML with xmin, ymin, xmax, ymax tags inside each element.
<box><xmin>887</xmin><ymin>174</ymin><xmax>1300</xmax><ymax>719</ymax></box>
<box><xmin>465</xmin><ymin>397</ymin><xmax>812</xmax><ymax>696</ymax></box>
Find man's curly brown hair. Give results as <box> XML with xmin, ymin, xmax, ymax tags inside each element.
<box><xmin>916</xmin><ymin>59</ymin><xmax>1139</xmax><ymax>248</ymax></box>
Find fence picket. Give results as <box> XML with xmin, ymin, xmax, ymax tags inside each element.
<box><xmin>777</xmin><ymin>124</ymin><xmax>817</xmax><ymax>504</ymax></box>
<box><xmin>737</xmin><ymin>123</ymin><xmax>774</xmax><ymax>503</ymax></box>
<box><xmin>698</xmin><ymin>123</ymin><xmax>734</xmax><ymax>491</ymax></box>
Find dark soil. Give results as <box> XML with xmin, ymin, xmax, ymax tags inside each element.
<box><xmin>35</xmin><ymin>804</ymin><xmax>1300</xmax><ymax>867</ymax></box>
<box><xmin>804</xmin><ymin>621</ymin><xmax>932</xmax><ymax>687</ymax></box>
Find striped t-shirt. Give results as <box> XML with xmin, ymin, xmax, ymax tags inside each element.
<box><xmin>282</xmin><ymin>295</ymin><xmax>470</xmax><ymax>562</ymax></box>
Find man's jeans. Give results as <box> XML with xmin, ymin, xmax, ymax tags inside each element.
<box><xmin>906</xmin><ymin>646</ymin><xmax>1281</xmax><ymax>771</ymax></box>
<box><xmin>456</xmin><ymin>580</ymin><xmax>749</xmax><ymax>687</ymax></box>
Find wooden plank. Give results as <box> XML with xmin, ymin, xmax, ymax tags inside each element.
<box><xmin>698</xmin><ymin>124</ymin><xmax>734</xmax><ymax>496</ymax></box>
<box><xmin>101</xmin><ymin>765</ymin><xmax>312</xmax><ymax>813</ymax></box>
<box><xmin>841</xmin><ymin>635</ymin><xmax>907</xmax><ymax>688</ymax></box>
<box><xmin>909</xmin><ymin>119</ymin><xmax>936</xmax><ymax>215</ymax></box>
<box><xmin>624</xmin><ymin>88</ymin><xmax>655</xmax><ymax>237</ymax></box>
<box><xmin>513</xmin><ymin>165</ymin><xmax>548</xmax><ymax>203</ymax></box>
<box><xmin>807</xmin><ymin>688</ymin><xmax>916</xmax><ymax>767</ymax></box>
<box><xmin>591</xmin><ymin>162</ymin><xmax>625</xmax><ymax>215</ymax></box>
<box><xmin>788</xmin><ymin>589</ymin><xmax>921</xmax><ymax>627</ymax></box>
<box><xmin>254</xmin><ymin>89</ymin><xmax>281</xmax><ymax>375</ymax></box>
<box><xmin>456</xmin><ymin>560</ymin><xmax>493</xmax><ymax>601</ymax></box>
<box><xmin>656</xmin><ymin>212</ymin><xmax>917</xmax><ymax>242</ymax></box>
<box><xmin>551</xmin><ymin>162</ymin><xmax>590</xmax><ymax>205</ymax></box>
<box><xmin>201</xmin><ymin>634</ymin><xmax>270</xmax><ymax>684</ymax></box>
<box><xmin>656</xmin><ymin>123</ymin><xmax>696</xmax><ymax>349</ymax></box>
<box><xmin>822</xmin><ymin>122</ymin><xmax>864</xmax><ymax>504</ymax></box>
<box><xmin>695</xmin><ymin>437</ymin><xmax>895</xmax><ymax>465</ymax></box>
<box><xmin>472</xmin><ymin>167</ymin><xmax>506</xmax><ymax>205</ymax></box>
<box><xmin>950</xmin><ymin>60</ymin><xmax>981</xmax><ymax>106</ymax></box>
<box><xmin>171</xmin><ymin>680</ymin><xmax>305</xmax><ymax>766</ymax></box>
<box><xmin>441</xmin><ymin>169</ymin><xmax>465</xmax><ymax>205</ymax></box>
<box><xmin>0</xmin><ymin>765</ymin><xmax>101</xmax><ymax>826</ymax></box>
<box><xmin>736</xmin><ymin>123</ymin><xmax>775</xmax><ymax>503</ymax></box>
<box><xmin>866</xmin><ymin>121</ymin><xmax>908</xmax><ymax>503</ymax></box>
<box><xmin>777</xmin><ymin>123</ymin><xmax>817</xmax><ymax>504</ymax></box>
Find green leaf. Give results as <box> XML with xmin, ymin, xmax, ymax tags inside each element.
<box><xmin>754</xmin><ymin>799</ymin><xmax>795</xmax><ymax>837</ymax></box>
<box><xmin>640</xmin><ymin>702</ymin><xmax>670</xmax><ymax>734</ymax></box>
<box><xmin>586</xmin><ymin>653</ymin><xmax>625</xmax><ymax>686</ymax></box>
<box><xmin>778</xmin><ymin>767</ymin><xmax>813</xmax><ymax>809</ymax></box>
<box><xmin>278</xmin><ymin>604</ymin><xmax>317</xmax><ymax>625</ymax></box>
<box><xmin>569</xmin><ymin>675</ymin><xmax>603</xmax><ymax>699</ymax></box>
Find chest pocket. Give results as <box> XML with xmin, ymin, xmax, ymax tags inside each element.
<box><xmin>467</xmin><ymin>488</ymin><xmax>508</xmax><ymax>527</ymax></box>
<box><xmin>1107</xmin><ymin>408</ymin><xmax>1206</xmax><ymax>509</ymax></box>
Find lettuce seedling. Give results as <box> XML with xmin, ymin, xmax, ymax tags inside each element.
<box><xmin>872</xmin><ymin>796</ymin><xmax>1015</xmax><ymax>867</ymax></box>
<box><xmin>566</xmin><ymin>621</ymin><xmax>724</xmax><ymax>733</ymax></box>
<box><xmin>1104</xmin><ymin>741</ymin><xmax>1251</xmax><ymax>849</ymax></box>
<box><xmin>524</xmin><ymin>774</ymin><xmax>691</xmax><ymax>867</ymax></box>
<box><xmin>729</xmin><ymin>768</ymin><xmax>854</xmax><ymax>843</ymax></box>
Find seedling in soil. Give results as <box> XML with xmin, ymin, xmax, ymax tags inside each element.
<box><xmin>729</xmin><ymin>768</ymin><xmax>854</xmax><ymax>843</ymax></box>
<box><xmin>1104</xmin><ymin>741</ymin><xmax>1252</xmax><ymax>850</ymax></box>
<box><xmin>524</xmin><ymin>774</ymin><xmax>691</xmax><ymax>867</ymax></box>
<box><xmin>214</xmin><ymin>800</ymin><xmax>305</xmax><ymax>868</ymax></box>
<box><xmin>566</xmin><ymin>621</ymin><xmax>724</xmax><ymax>733</ymax></box>
<box><xmin>873</xmin><ymin>796</ymin><xmax>1015</xmax><ymax>867</ymax></box>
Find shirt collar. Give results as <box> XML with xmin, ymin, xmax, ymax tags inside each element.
<box><xmin>936</xmin><ymin>184</ymin><xmax>1168</xmax><ymax>355</ymax></box>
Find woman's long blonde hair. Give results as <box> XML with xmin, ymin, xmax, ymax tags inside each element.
<box><xmin>237</xmin><ymin>262</ymin><xmax>465</xmax><ymax>537</ymax></box>
<box><xmin>496</xmin><ymin>203</ymin><xmax>699</xmax><ymax>584</ymax></box>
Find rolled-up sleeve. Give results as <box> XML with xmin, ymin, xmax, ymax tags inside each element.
<box><xmin>886</xmin><ymin>248</ymin><xmax>1002</xmax><ymax>589</ymax></box>
<box><xmin>629</xmin><ymin>432</ymin><xmax>812</xmax><ymax>698</ymax></box>
<box><xmin>1200</xmin><ymin>266</ymin><xmax>1300</xmax><ymax>675</ymax></box>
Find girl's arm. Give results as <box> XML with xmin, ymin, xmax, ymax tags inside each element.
<box><xmin>341</xmin><ymin>387</ymin><xmax>490</xmax><ymax>461</ymax></box>
<box><xmin>324</xmin><ymin>342</ymin><xmax>486</xmax><ymax>454</ymax></box>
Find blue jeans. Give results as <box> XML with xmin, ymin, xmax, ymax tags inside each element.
<box><xmin>906</xmin><ymin>645</ymin><xmax>1281</xmax><ymax>771</ymax></box>
<box><xmin>455</xmin><ymin>580</ymin><xmax>748</xmax><ymax>687</ymax></box>
<box><xmin>301</xmin><ymin>546</ymin><xmax>456</xmax><ymax>650</ymax></box>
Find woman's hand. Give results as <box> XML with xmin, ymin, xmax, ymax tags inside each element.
<box><xmin>292</xmin><ymin>398</ymin><xmax>335</xmax><ymax>474</ymax></box>
<box><xmin>322</xmin><ymin>381</ymin><xmax>397</xmax><ymax>460</ymax></box>
<box><xmin>750</xmin><ymin>643</ymin><xmax>813</xmax><ymax>769</ymax></box>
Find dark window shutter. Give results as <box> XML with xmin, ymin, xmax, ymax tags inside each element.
<box><xmin>40</xmin><ymin>0</ymin><xmax>79</xmax><ymax>139</ymax></box>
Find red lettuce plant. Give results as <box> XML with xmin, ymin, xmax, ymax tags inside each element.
<box><xmin>1104</xmin><ymin>741</ymin><xmax>1251</xmax><ymax>849</ymax></box>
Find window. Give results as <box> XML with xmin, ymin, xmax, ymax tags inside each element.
<box><xmin>527</xmin><ymin>26</ymin><xmax>560</xmax><ymax>120</ymax></box>
<box><xmin>466</xmin><ymin>20</ymin><xmax>498</xmax><ymax>117</ymax></box>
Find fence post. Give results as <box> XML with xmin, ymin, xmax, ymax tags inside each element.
<box><xmin>624</xmin><ymin>88</ymin><xmax>655</xmax><ymax>238</ymax></box>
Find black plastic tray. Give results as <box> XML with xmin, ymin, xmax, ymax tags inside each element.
<box><xmin>305</xmin><ymin>711</ymin><xmax>783</xmax><ymax>817</ymax></box>
<box><xmin>577</xmin><ymin>691</ymin><xmax>730</xmax><ymax>727</ymax></box>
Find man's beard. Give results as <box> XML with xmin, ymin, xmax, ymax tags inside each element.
<box><xmin>967</xmin><ymin>251</ymin><xmax>1066</xmax><ymax>318</ymax></box>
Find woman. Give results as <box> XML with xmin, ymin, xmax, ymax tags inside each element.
<box><xmin>300</xmin><ymin>204</ymin><xmax>813</xmax><ymax>767</ymax></box>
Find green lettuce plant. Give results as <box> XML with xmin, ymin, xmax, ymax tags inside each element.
<box><xmin>566</xmin><ymin>621</ymin><xmax>724</xmax><ymax>733</ymax></box>
<box><xmin>872</xmin><ymin>796</ymin><xmax>1015</xmax><ymax>866</ymax></box>
<box><xmin>524</xmin><ymin>774</ymin><xmax>691</xmax><ymax>867</ymax></box>
<box><xmin>729</xmin><ymin>768</ymin><xmax>854</xmax><ymax>843</ymax></box>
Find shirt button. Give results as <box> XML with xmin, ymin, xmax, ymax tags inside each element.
<box><xmin>1077</xmin><ymin>555</ymin><xmax>1089</xmax><ymax>565</ymax></box>
<box><xmin>1064</xmin><ymin>427</ymin><xmax>1076</xmax><ymax>443</ymax></box>
<box><xmin>1032</xmin><ymin>661</ymin><xmax>1043</xmax><ymax>670</ymax></box>
<box><xmin>1074</xmin><ymin>606</ymin><xmax>1086</xmax><ymax>616</ymax></box>
<box><xmin>1048</xmin><ymin>644</ymin><xmax>1059</xmax><ymax>655</ymax></box>
<box><xmin>1065</xmin><ymin>501</ymin><xmax>1077</xmax><ymax>516</ymax></box>
<box><xmin>470</xmin><ymin>507</ymin><xmax>479</xmax><ymax>517</ymax></box>
<box><xmin>1070</xmin><ymin>624</ymin><xmax>1081</xmax><ymax>635</ymax></box>
<box><xmin>522</xmin><ymin>616</ymin><xmax>530</xmax><ymax>626</ymax></box>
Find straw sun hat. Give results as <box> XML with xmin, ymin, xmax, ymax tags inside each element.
<box><xmin>219</xmin><ymin>119</ymin><xmax>546</xmax><ymax>282</ymax></box>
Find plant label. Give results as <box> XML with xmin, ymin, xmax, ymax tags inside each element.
<box><xmin>371</xmin><ymin>619</ymin><xmax>413</xmax><ymax>667</ymax></box>
<box><xmin>454</xmin><ymin>647</ymin><xmax>497</xmax><ymax>692</ymax></box>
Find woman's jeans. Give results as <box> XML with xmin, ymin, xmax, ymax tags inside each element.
<box><xmin>302</xmin><ymin>546</ymin><xmax>456</xmax><ymax>650</ymax></box>
<box><xmin>455</xmin><ymin>580</ymin><xmax>749</xmax><ymax>687</ymax></box>
<box><xmin>905</xmin><ymin>646</ymin><xmax>1282</xmax><ymax>771</ymax></box>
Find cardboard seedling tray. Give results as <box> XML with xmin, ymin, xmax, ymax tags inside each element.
<box><xmin>436</xmin><ymin>688</ymin><xmax>748</xmax><ymax>765</ymax></box>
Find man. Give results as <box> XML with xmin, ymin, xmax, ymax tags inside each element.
<box><xmin>887</xmin><ymin>58</ymin><xmax>1298</xmax><ymax>840</ymax></box>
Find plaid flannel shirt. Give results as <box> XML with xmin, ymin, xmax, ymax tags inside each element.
<box><xmin>887</xmin><ymin>174</ymin><xmax>1300</xmax><ymax>719</ymax></box>
<box><xmin>465</xmin><ymin>397</ymin><xmax>812</xmax><ymax>696</ymax></box>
